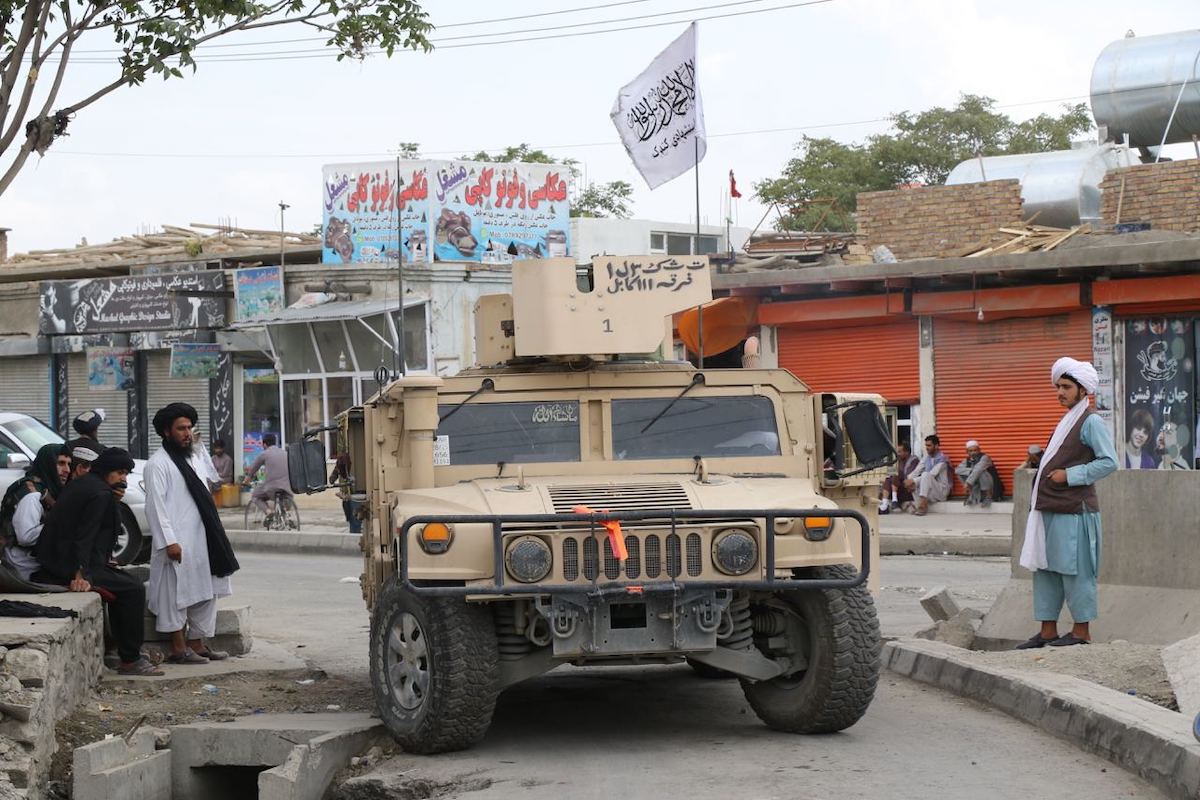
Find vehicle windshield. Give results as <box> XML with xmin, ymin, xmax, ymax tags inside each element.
<box><xmin>3</xmin><ymin>416</ymin><xmax>63</xmax><ymax>454</ymax></box>
<box><xmin>435</xmin><ymin>401</ymin><xmax>581</xmax><ymax>466</ymax></box>
<box><xmin>612</xmin><ymin>396</ymin><xmax>781</xmax><ymax>460</ymax></box>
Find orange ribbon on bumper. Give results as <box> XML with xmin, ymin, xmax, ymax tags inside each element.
<box><xmin>573</xmin><ymin>505</ymin><xmax>629</xmax><ymax>561</ymax></box>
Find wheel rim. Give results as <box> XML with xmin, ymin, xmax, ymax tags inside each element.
<box><xmin>387</xmin><ymin>612</ymin><xmax>430</xmax><ymax>710</ymax></box>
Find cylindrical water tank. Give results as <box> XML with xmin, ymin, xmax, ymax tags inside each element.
<box><xmin>1091</xmin><ymin>29</ymin><xmax>1200</xmax><ymax>147</ymax></box>
<box><xmin>945</xmin><ymin>145</ymin><xmax>1131</xmax><ymax>229</ymax></box>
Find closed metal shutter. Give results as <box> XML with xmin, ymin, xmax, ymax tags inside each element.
<box><xmin>933</xmin><ymin>312</ymin><xmax>1092</xmax><ymax>494</ymax></box>
<box><xmin>777</xmin><ymin>320</ymin><xmax>921</xmax><ymax>404</ymax></box>
<box><xmin>144</xmin><ymin>351</ymin><xmax>210</xmax><ymax>455</ymax></box>
<box><xmin>68</xmin><ymin>353</ymin><xmax>131</xmax><ymax>450</ymax></box>
<box><xmin>0</xmin><ymin>356</ymin><xmax>52</xmax><ymax>422</ymax></box>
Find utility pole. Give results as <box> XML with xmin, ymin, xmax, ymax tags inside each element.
<box><xmin>278</xmin><ymin>201</ymin><xmax>291</xmax><ymax>267</ymax></box>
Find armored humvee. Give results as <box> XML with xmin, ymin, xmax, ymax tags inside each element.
<box><xmin>290</xmin><ymin>255</ymin><xmax>896</xmax><ymax>754</ymax></box>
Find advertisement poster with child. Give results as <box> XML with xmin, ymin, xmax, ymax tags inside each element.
<box><xmin>1123</xmin><ymin>318</ymin><xmax>1196</xmax><ymax>470</ymax></box>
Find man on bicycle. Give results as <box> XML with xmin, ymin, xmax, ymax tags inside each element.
<box><xmin>242</xmin><ymin>435</ymin><xmax>292</xmax><ymax>517</ymax></box>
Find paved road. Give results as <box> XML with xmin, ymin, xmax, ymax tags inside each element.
<box><xmin>236</xmin><ymin>553</ymin><xmax>1163</xmax><ymax>799</ymax></box>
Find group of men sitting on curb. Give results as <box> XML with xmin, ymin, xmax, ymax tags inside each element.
<box><xmin>879</xmin><ymin>435</ymin><xmax>1039</xmax><ymax>515</ymax></box>
<box><xmin>0</xmin><ymin>404</ymin><xmax>240</xmax><ymax>677</ymax></box>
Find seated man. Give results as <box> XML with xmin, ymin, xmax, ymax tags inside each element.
<box><xmin>1019</xmin><ymin>444</ymin><xmax>1043</xmax><ymax>471</ymax></box>
<box><xmin>903</xmin><ymin>435</ymin><xmax>952</xmax><ymax>516</ymax></box>
<box><xmin>209</xmin><ymin>439</ymin><xmax>234</xmax><ymax>494</ymax></box>
<box><xmin>1</xmin><ymin>444</ymin><xmax>70</xmax><ymax>580</ymax></box>
<box><xmin>955</xmin><ymin>439</ymin><xmax>1001</xmax><ymax>507</ymax></box>
<box><xmin>33</xmin><ymin>448</ymin><xmax>162</xmax><ymax>676</ymax></box>
<box><xmin>242</xmin><ymin>434</ymin><xmax>292</xmax><ymax>516</ymax></box>
<box><xmin>878</xmin><ymin>442</ymin><xmax>918</xmax><ymax>513</ymax></box>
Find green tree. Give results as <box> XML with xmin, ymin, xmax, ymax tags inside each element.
<box><xmin>0</xmin><ymin>1</ymin><xmax>433</xmax><ymax>195</ymax></box>
<box><xmin>461</xmin><ymin>143</ymin><xmax>580</xmax><ymax>181</ymax></box>
<box><xmin>757</xmin><ymin>94</ymin><xmax>1094</xmax><ymax>231</ymax></box>
<box><xmin>571</xmin><ymin>180</ymin><xmax>634</xmax><ymax>219</ymax></box>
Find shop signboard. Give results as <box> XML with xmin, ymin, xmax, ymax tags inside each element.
<box><xmin>39</xmin><ymin>271</ymin><xmax>226</xmax><ymax>334</ymax></box>
<box><xmin>86</xmin><ymin>347</ymin><xmax>137</xmax><ymax>390</ymax></box>
<box><xmin>1091</xmin><ymin>307</ymin><xmax>1116</xmax><ymax>438</ymax></box>
<box><xmin>169</xmin><ymin>343</ymin><xmax>224</xmax><ymax>379</ymax></box>
<box><xmin>1123</xmin><ymin>317</ymin><xmax>1195</xmax><ymax>470</ymax></box>
<box><xmin>243</xmin><ymin>430</ymin><xmax>280</xmax><ymax>470</ymax></box>
<box><xmin>235</xmin><ymin>266</ymin><xmax>285</xmax><ymax>320</ymax></box>
<box><xmin>321</xmin><ymin>159</ymin><xmax>570</xmax><ymax>265</ymax></box>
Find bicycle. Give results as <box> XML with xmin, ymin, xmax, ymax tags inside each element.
<box><xmin>243</xmin><ymin>486</ymin><xmax>301</xmax><ymax>531</ymax></box>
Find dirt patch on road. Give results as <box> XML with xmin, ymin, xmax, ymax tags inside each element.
<box><xmin>962</xmin><ymin>642</ymin><xmax>1176</xmax><ymax>710</ymax></box>
<box><xmin>48</xmin><ymin>668</ymin><xmax>374</xmax><ymax>795</ymax></box>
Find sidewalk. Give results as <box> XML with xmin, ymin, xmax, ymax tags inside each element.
<box><xmin>220</xmin><ymin>503</ymin><xmax>1014</xmax><ymax>557</ymax></box>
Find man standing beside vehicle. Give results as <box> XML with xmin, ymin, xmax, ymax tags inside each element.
<box><xmin>1017</xmin><ymin>358</ymin><xmax>1118</xmax><ymax>649</ymax></box>
<box><xmin>1</xmin><ymin>443</ymin><xmax>70</xmax><ymax>580</ymax></box>
<box><xmin>145</xmin><ymin>403</ymin><xmax>240</xmax><ymax>665</ymax></box>
<box><xmin>33</xmin><ymin>448</ymin><xmax>162</xmax><ymax>676</ymax></box>
<box><xmin>242</xmin><ymin>434</ymin><xmax>291</xmax><ymax>517</ymax></box>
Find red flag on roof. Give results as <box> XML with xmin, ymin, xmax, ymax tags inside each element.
<box><xmin>729</xmin><ymin>170</ymin><xmax>743</xmax><ymax>199</ymax></box>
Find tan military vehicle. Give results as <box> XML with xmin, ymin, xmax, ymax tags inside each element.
<box><xmin>290</xmin><ymin>256</ymin><xmax>896</xmax><ymax>754</ymax></box>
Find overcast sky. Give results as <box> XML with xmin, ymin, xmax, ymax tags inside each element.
<box><xmin>3</xmin><ymin>0</ymin><xmax>1200</xmax><ymax>254</ymax></box>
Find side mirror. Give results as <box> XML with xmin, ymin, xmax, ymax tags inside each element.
<box><xmin>840</xmin><ymin>401</ymin><xmax>897</xmax><ymax>474</ymax></box>
<box><xmin>6</xmin><ymin>453</ymin><xmax>29</xmax><ymax>470</ymax></box>
<box><xmin>287</xmin><ymin>439</ymin><xmax>328</xmax><ymax>494</ymax></box>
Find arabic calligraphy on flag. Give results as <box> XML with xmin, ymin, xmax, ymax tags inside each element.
<box><xmin>610</xmin><ymin>22</ymin><xmax>706</xmax><ymax>189</ymax></box>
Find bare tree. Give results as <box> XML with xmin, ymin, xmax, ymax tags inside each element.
<box><xmin>0</xmin><ymin>1</ymin><xmax>433</xmax><ymax>195</ymax></box>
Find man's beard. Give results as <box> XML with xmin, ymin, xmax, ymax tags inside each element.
<box><xmin>163</xmin><ymin>436</ymin><xmax>194</xmax><ymax>457</ymax></box>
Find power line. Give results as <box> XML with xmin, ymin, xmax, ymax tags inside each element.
<box><xmin>50</xmin><ymin>0</ymin><xmax>836</xmax><ymax>63</ymax></box>
<box><xmin>50</xmin><ymin>93</ymin><xmax>1095</xmax><ymax>160</ymax></box>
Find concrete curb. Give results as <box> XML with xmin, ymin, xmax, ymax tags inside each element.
<box><xmin>884</xmin><ymin>638</ymin><xmax>1200</xmax><ymax>800</ymax></box>
<box><xmin>880</xmin><ymin>533</ymin><xmax>1010</xmax><ymax>557</ymax></box>
<box><xmin>226</xmin><ymin>529</ymin><xmax>361</xmax><ymax>556</ymax></box>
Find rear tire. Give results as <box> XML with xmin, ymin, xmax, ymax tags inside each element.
<box><xmin>741</xmin><ymin>564</ymin><xmax>880</xmax><ymax>734</ymax></box>
<box><xmin>277</xmin><ymin>493</ymin><xmax>301</xmax><ymax>530</ymax></box>
<box><xmin>370</xmin><ymin>577</ymin><xmax>500</xmax><ymax>753</ymax></box>
<box><xmin>112</xmin><ymin>504</ymin><xmax>143</xmax><ymax>566</ymax></box>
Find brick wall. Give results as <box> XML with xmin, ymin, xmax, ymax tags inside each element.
<box><xmin>857</xmin><ymin>180</ymin><xmax>1024</xmax><ymax>261</ymax></box>
<box><xmin>1100</xmin><ymin>160</ymin><xmax>1200</xmax><ymax>232</ymax></box>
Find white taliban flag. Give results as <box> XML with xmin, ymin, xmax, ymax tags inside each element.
<box><xmin>610</xmin><ymin>22</ymin><xmax>706</xmax><ymax>190</ymax></box>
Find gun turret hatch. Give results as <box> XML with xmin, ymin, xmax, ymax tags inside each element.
<box><xmin>481</xmin><ymin>255</ymin><xmax>711</xmax><ymax>362</ymax></box>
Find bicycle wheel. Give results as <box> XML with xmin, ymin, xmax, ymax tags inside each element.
<box><xmin>278</xmin><ymin>494</ymin><xmax>301</xmax><ymax>531</ymax></box>
<box><xmin>244</xmin><ymin>499</ymin><xmax>267</xmax><ymax>530</ymax></box>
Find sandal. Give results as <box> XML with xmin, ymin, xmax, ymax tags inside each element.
<box><xmin>165</xmin><ymin>648</ymin><xmax>209</xmax><ymax>664</ymax></box>
<box><xmin>1015</xmin><ymin>633</ymin><xmax>1056</xmax><ymax>650</ymax></box>
<box><xmin>1048</xmin><ymin>633</ymin><xmax>1090</xmax><ymax>647</ymax></box>
<box><xmin>117</xmin><ymin>657</ymin><xmax>164</xmax><ymax>676</ymax></box>
<box><xmin>195</xmin><ymin>648</ymin><xmax>229</xmax><ymax>661</ymax></box>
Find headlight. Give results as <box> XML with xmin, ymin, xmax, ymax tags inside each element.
<box><xmin>505</xmin><ymin>535</ymin><xmax>552</xmax><ymax>583</ymax></box>
<box><xmin>712</xmin><ymin>529</ymin><xmax>758</xmax><ymax>575</ymax></box>
<box><xmin>802</xmin><ymin>516</ymin><xmax>834</xmax><ymax>542</ymax></box>
<box><xmin>417</xmin><ymin>521</ymin><xmax>454</xmax><ymax>554</ymax></box>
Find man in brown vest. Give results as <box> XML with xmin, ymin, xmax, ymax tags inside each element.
<box><xmin>1016</xmin><ymin>357</ymin><xmax>1117</xmax><ymax>649</ymax></box>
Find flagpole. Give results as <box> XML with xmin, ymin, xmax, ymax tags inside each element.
<box><xmin>695</xmin><ymin>135</ymin><xmax>704</xmax><ymax>369</ymax></box>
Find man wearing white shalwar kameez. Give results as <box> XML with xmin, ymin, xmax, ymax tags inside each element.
<box><xmin>146</xmin><ymin>403</ymin><xmax>238</xmax><ymax>663</ymax></box>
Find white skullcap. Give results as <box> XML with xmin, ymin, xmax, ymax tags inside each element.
<box><xmin>1051</xmin><ymin>357</ymin><xmax>1098</xmax><ymax>395</ymax></box>
<box><xmin>1028</xmin><ymin>444</ymin><xmax>1043</xmax><ymax>455</ymax></box>
<box><xmin>965</xmin><ymin>439</ymin><xmax>979</xmax><ymax>449</ymax></box>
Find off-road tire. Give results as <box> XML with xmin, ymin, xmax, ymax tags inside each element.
<box><xmin>112</xmin><ymin>504</ymin><xmax>144</xmax><ymax>566</ymax></box>
<box><xmin>370</xmin><ymin>577</ymin><xmax>500</xmax><ymax>754</ymax></box>
<box><xmin>741</xmin><ymin>564</ymin><xmax>881</xmax><ymax>734</ymax></box>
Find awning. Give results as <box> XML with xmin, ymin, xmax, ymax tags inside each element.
<box><xmin>231</xmin><ymin>295</ymin><xmax>427</xmax><ymax>328</ymax></box>
<box><xmin>676</xmin><ymin>297</ymin><xmax>758</xmax><ymax>357</ymax></box>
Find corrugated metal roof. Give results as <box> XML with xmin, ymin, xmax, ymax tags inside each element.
<box><xmin>232</xmin><ymin>295</ymin><xmax>427</xmax><ymax>327</ymax></box>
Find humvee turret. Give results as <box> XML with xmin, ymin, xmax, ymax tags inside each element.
<box><xmin>290</xmin><ymin>255</ymin><xmax>896</xmax><ymax>754</ymax></box>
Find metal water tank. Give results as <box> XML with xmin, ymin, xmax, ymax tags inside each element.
<box><xmin>1091</xmin><ymin>29</ymin><xmax>1200</xmax><ymax>147</ymax></box>
<box><xmin>945</xmin><ymin>145</ymin><xmax>1131</xmax><ymax>229</ymax></box>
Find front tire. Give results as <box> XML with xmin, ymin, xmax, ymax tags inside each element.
<box><xmin>741</xmin><ymin>564</ymin><xmax>881</xmax><ymax>734</ymax></box>
<box><xmin>370</xmin><ymin>577</ymin><xmax>500</xmax><ymax>753</ymax></box>
<box><xmin>112</xmin><ymin>504</ymin><xmax>144</xmax><ymax>566</ymax></box>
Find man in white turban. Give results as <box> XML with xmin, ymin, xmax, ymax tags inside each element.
<box><xmin>1016</xmin><ymin>357</ymin><xmax>1117</xmax><ymax>649</ymax></box>
<box><xmin>955</xmin><ymin>439</ymin><xmax>999</xmax><ymax>507</ymax></box>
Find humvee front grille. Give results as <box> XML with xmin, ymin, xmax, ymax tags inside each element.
<box><xmin>624</xmin><ymin>536</ymin><xmax>640</xmax><ymax>579</ymax></box>
<box><xmin>562</xmin><ymin>538</ymin><xmax>579</xmax><ymax>581</ymax></box>
<box><xmin>645</xmin><ymin>535</ymin><xmax>661</xmax><ymax>578</ymax></box>
<box><xmin>583</xmin><ymin>537</ymin><xmax>599</xmax><ymax>580</ymax></box>
<box><xmin>560</xmin><ymin>530</ymin><xmax>711</xmax><ymax>584</ymax></box>
<box><xmin>603</xmin><ymin>538</ymin><xmax>621</xmax><ymax>579</ymax></box>
<box><xmin>666</xmin><ymin>534</ymin><xmax>681</xmax><ymax>578</ymax></box>
<box><xmin>686</xmin><ymin>533</ymin><xmax>702</xmax><ymax>576</ymax></box>
<box><xmin>547</xmin><ymin>482</ymin><xmax>691</xmax><ymax>514</ymax></box>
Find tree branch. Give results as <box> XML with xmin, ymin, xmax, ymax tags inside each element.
<box><xmin>58</xmin><ymin>73</ymin><xmax>130</xmax><ymax>116</ymax></box>
<box><xmin>192</xmin><ymin>0</ymin><xmax>294</xmax><ymax>46</ymax></box>
<box><xmin>0</xmin><ymin>131</ymin><xmax>38</xmax><ymax>197</ymax></box>
<box><xmin>0</xmin><ymin>1</ymin><xmax>45</xmax><ymax>129</ymax></box>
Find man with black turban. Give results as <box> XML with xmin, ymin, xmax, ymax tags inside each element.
<box><xmin>34</xmin><ymin>447</ymin><xmax>162</xmax><ymax>675</ymax></box>
<box><xmin>0</xmin><ymin>442</ymin><xmax>70</xmax><ymax>580</ymax></box>
<box><xmin>145</xmin><ymin>402</ymin><xmax>239</xmax><ymax>664</ymax></box>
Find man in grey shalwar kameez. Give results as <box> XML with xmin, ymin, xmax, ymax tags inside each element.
<box><xmin>146</xmin><ymin>403</ymin><xmax>240</xmax><ymax>663</ymax></box>
<box><xmin>1017</xmin><ymin>357</ymin><xmax>1117</xmax><ymax>649</ymax></box>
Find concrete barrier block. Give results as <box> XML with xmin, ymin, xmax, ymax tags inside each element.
<box><xmin>214</xmin><ymin>605</ymin><xmax>251</xmax><ymax>638</ymax></box>
<box><xmin>74</xmin><ymin>743</ymin><xmax>171</xmax><ymax>800</ymax></box>
<box><xmin>1162</xmin><ymin>632</ymin><xmax>1200</xmax><ymax>718</ymax></box>
<box><xmin>919</xmin><ymin>586</ymin><xmax>961</xmax><ymax>622</ymax></box>
<box><xmin>3</xmin><ymin>648</ymin><xmax>48</xmax><ymax>688</ymax></box>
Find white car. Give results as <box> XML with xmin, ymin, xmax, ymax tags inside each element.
<box><xmin>0</xmin><ymin>411</ymin><xmax>149</xmax><ymax>563</ymax></box>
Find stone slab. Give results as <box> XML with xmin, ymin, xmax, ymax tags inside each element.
<box><xmin>102</xmin><ymin>639</ymin><xmax>304</xmax><ymax>684</ymax></box>
<box><xmin>919</xmin><ymin>586</ymin><xmax>960</xmax><ymax>622</ymax></box>
<box><xmin>73</xmin><ymin>729</ymin><xmax>170</xmax><ymax>800</ymax></box>
<box><xmin>1162</xmin><ymin>632</ymin><xmax>1200</xmax><ymax>718</ymax></box>
<box><xmin>885</xmin><ymin>638</ymin><xmax>1200</xmax><ymax>800</ymax></box>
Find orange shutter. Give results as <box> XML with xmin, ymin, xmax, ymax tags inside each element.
<box><xmin>932</xmin><ymin>312</ymin><xmax>1092</xmax><ymax>496</ymax></box>
<box><xmin>777</xmin><ymin>320</ymin><xmax>920</xmax><ymax>404</ymax></box>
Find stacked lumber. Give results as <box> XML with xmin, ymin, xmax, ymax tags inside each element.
<box><xmin>4</xmin><ymin>223</ymin><xmax>321</xmax><ymax>269</ymax></box>
<box><xmin>963</xmin><ymin>223</ymin><xmax>1088</xmax><ymax>258</ymax></box>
